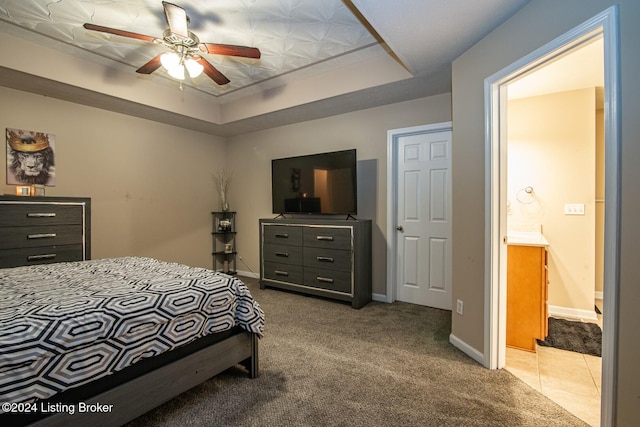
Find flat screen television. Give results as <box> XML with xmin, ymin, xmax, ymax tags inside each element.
<box><xmin>271</xmin><ymin>149</ymin><xmax>357</xmax><ymax>215</ymax></box>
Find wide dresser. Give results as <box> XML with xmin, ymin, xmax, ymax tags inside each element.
<box><xmin>0</xmin><ymin>195</ymin><xmax>91</xmax><ymax>268</ymax></box>
<box><xmin>259</xmin><ymin>218</ymin><xmax>371</xmax><ymax>308</ymax></box>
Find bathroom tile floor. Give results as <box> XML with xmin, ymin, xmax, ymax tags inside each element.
<box><xmin>505</xmin><ymin>302</ymin><xmax>603</xmax><ymax>426</ymax></box>
<box><xmin>506</xmin><ymin>345</ymin><xmax>601</xmax><ymax>426</ymax></box>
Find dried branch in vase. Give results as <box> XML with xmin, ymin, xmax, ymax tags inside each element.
<box><xmin>211</xmin><ymin>169</ymin><xmax>232</xmax><ymax>211</ymax></box>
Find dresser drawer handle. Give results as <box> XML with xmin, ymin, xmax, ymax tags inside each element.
<box><xmin>27</xmin><ymin>254</ymin><xmax>57</xmax><ymax>261</ymax></box>
<box><xmin>274</xmin><ymin>233</ymin><xmax>289</xmax><ymax>238</ymax></box>
<box><xmin>28</xmin><ymin>233</ymin><xmax>57</xmax><ymax>239</ymax></box>
<box><xmin>317</xmin><ymin>256</ymin><xmax>334</xmax><ymax>263</ymax></box>
<box><xmin>275</xmin><ymin>252</ymin><xmax>289</xmax><ymax>257</ymax></box>
<box><xmin>27</xmin><ymin>213</ymin><xmax>56</xmax><ymax>218</ymax></box>
<box><xmin>316</xmin><ymin>276</ymin><xmax>334</xmax><ymax>283</ymax></box>
<box><xmin>316</xmin><ymin>235</ymin><xmax>334</xmax><ymax>241</ymax></box>
<box><xmin>274</xmin><ymin>270</ymin><xmax>289</xmax><ymax>276</ymax></box>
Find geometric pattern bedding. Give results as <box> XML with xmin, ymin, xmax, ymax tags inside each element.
<box><xmin>0</xmin><ymin>257</ymin><xmax>264</xmax><ymax>405</ymax></box>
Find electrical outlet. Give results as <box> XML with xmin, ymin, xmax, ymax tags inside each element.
<box><xmin>456</xmin><ymin>299</ymin><xmax>464</xmax><ymax>315</ymax></box>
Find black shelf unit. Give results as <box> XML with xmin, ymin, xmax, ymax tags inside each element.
<box><xmin>211</xmin><ymin>211</ymin><xmax>237</xmax><ymax>275</ymax></box>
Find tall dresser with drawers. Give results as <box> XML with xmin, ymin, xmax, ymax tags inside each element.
<box><xmin>0</xmin><ymin>195</ymin><xmax>91</xmax><ymax>268</ymax></box>
<box><xmin>259</xmin><ymin>218</ymin><xmax>371</xmax><ymax>308</ymax></box>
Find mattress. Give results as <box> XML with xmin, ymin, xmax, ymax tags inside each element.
<box><xmin>0</xmin><ymin>257</ymin><xmax>264</xmax><ymax>405</ymax></box>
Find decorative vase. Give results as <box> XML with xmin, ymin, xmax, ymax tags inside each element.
<box><xmin>212</xmin><ymin>169</ymin><xmax>232</xmax><ymax>213</ymax></box>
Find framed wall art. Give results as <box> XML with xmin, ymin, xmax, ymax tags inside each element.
<box><xmin>6</xmin><ymin>128</ymin><xmax>56</xmax><ymax>187</ymax></box>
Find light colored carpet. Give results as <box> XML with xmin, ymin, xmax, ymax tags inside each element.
<box><xmin>126</xmin><ymin>277</ymin><xmax>588</xmax><ymax>426</ymax></box>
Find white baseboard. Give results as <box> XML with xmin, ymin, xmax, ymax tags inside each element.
<box><xmin>449</xmin><ymin>333</ymin><xmax>485</xmax><ymax>366</ymax></box>
<box><xmin>548</xmin><ymin>304</ymin><xmax>598</xmax><ymax>321</ymax></box>
<box><xmin>235</xmin><ymin>270</ymin><xmax>259</xmax><ymax>279</ymax></box>
<box><xmin>372</xmin><ymin>293</ymin><xmax>387</xmax><ymax>303</ymax></box>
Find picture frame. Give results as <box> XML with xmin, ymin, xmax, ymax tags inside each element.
<box><xmin>31</xmin><ymin>184</ymin><xmax>45</xmax><ymax>196</ymax></box>
<box><xmin>6</xmin><ymin>128</ymin><xmax>56</xmax><ymax>187</ymax></box>
<box><xmin>16</xmin><ymin>186</ymin><xmax>31</xmax><ymax>196</ymax></box>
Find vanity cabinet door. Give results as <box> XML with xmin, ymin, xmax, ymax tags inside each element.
<box><xmin>506</xmin><ymin>245</ymin><xmax>548</xmax><ymax>352</ymax></box>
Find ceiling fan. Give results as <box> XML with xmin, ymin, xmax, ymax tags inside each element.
<box><xmin>83</xmin><ymin>1</ymin><xmax>260</xmax><ymax>86</ymax></box>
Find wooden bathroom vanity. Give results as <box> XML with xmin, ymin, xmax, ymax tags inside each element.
<box><xmin>506</xmin><ymin>233</ymin><xmax>549</xmax><ymax>352</ymax></box>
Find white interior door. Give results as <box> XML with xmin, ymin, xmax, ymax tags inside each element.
<box><xmin>395</xmin><ymin>128</ymin><xmax>452</xmax><ymax>309</ymax></box>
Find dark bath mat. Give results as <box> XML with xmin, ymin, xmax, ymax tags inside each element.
<box><xmin>537</xmin><ymin>317</ymin><xmax>602</xmax><ymax>357</ymax></box>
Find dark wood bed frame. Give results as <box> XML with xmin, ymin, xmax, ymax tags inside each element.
<box><xmin>27</xmin><ymin>331</ymin><xmax>258</xmax><ymax>427</ymax></box>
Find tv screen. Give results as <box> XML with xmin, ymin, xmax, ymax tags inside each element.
<box><xmin>271</xmin><ymin>149</ymin><xmax>357</xmax><ymax>215</ymax></box>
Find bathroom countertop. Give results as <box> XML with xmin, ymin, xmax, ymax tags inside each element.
<box><xmin>506</xmin><ymin>231</ymin><xmax>550</xmax><ymax>247</ymax></box>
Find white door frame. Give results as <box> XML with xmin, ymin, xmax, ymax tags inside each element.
<box><xmin>386</xmin><ymin>121</ymin><xmax>453</xmax><ymax>303</ymax></box>
<box><xmin>484</xmin><ymin>6</ymin><xmax>620</xmax><ymax>426</ymax></box>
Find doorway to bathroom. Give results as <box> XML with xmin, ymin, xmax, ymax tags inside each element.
<box><xmin>503</xmin><ymin>35</ymin><xmax>604</xmax><ymax>426</ymax></box>
<box><xmin>484</xmin><ymin>6</ymin><xmax>620</xmax><ymax>427</ymax></box>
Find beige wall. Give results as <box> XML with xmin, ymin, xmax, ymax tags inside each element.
<box><xmin>0</xmin><ymin>85</ymin><xmax>451</xmax><ymax>295</ymax></box>
<box><xmin>451</xmin><ymin>0</ymin><xmax>640</xmax><ymax>424</ymax></box>
<box><xmin>508</xmin><ymin>88</ymin><xmax>596</xmax><ymax>313</ymax></box>
<box><xmin>1</xmin><ymin>86</ymin><xmax>227</xmax><ymax>268</ymax></box>
<box><xmin>225</xmin><ymin>94</ymin><xmax>452</xmax><ymax>296</ymax></box>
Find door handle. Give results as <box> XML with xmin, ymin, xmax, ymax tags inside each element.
<box><xmin>396</xmin><ymin>225</ymin><xmax>404</xmax><ymax>232</ymax></box>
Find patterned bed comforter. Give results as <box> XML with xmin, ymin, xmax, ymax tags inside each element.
<box><xmin>0</xmin><ymin>257</ymin><xmax>264</xmax><ymax>404</ymax></box>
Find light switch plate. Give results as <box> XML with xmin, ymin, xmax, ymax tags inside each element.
<box><xmin>564</xmin><ymin>203</ymin><xmax>585</xmax><ymax>215</ymax></box>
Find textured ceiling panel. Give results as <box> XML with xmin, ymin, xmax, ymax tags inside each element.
<box><xmin>0</xmin><ymin>0</ymin><xmax>376</xmax><ymax>98</ymax></box>
<box><xmin>0</xmin><ymin>0</ymin><xmax>534</xmax><ymax>136</ymax></box>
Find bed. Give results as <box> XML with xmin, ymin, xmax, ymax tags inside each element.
<box><xmin>0</xmin><ymin>257</ymin><xmax>264</xmax><ymax>426</ymax></box>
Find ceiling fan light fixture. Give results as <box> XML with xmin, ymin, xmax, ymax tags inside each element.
<box><xmin>160</xmin><ymin>51</ymin><xmax>180</xmax><ymax>70</ymax></box>
<box><xmin>185</xmin><ymin>58</ymin><xmax>204</xmax><ymax>78</ymax></box>
<box><xmin>161</xmin><ymin>51</ymin><xmax>185</xmax><ymax>80</ymax></box>
<box><xmin>83</xmin><ymin>1</ymin><xmax>259</xmax><ymax>86</ymax></box>
<box><xmin>167</xmin><ymin>63</ymin><xmax>185</xmax><ymax>80</ymax></box>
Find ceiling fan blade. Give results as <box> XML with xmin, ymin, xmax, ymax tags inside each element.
<box><xmin>196</xmin><ymin>57</ymin><xmax>230</xmax><ymax>85</ymax></box>
<box><xmin>199</xmin><ymin>43</ymin><xmax>261</xmax><ymax>59</ymax></box>
<box><xmin>136</xmin><ymin>55</ymin><xmax>163</xmax><ymax>74</ymax></box>
<box><xmin>83</xmin><ymin>23</ymin><xmax>159</xmax><ymax>43</ymax></box>
<box><xmin>162</xmin><ymin>1</ymin><xmax>189</xmax><ymax>38</ymax></box>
